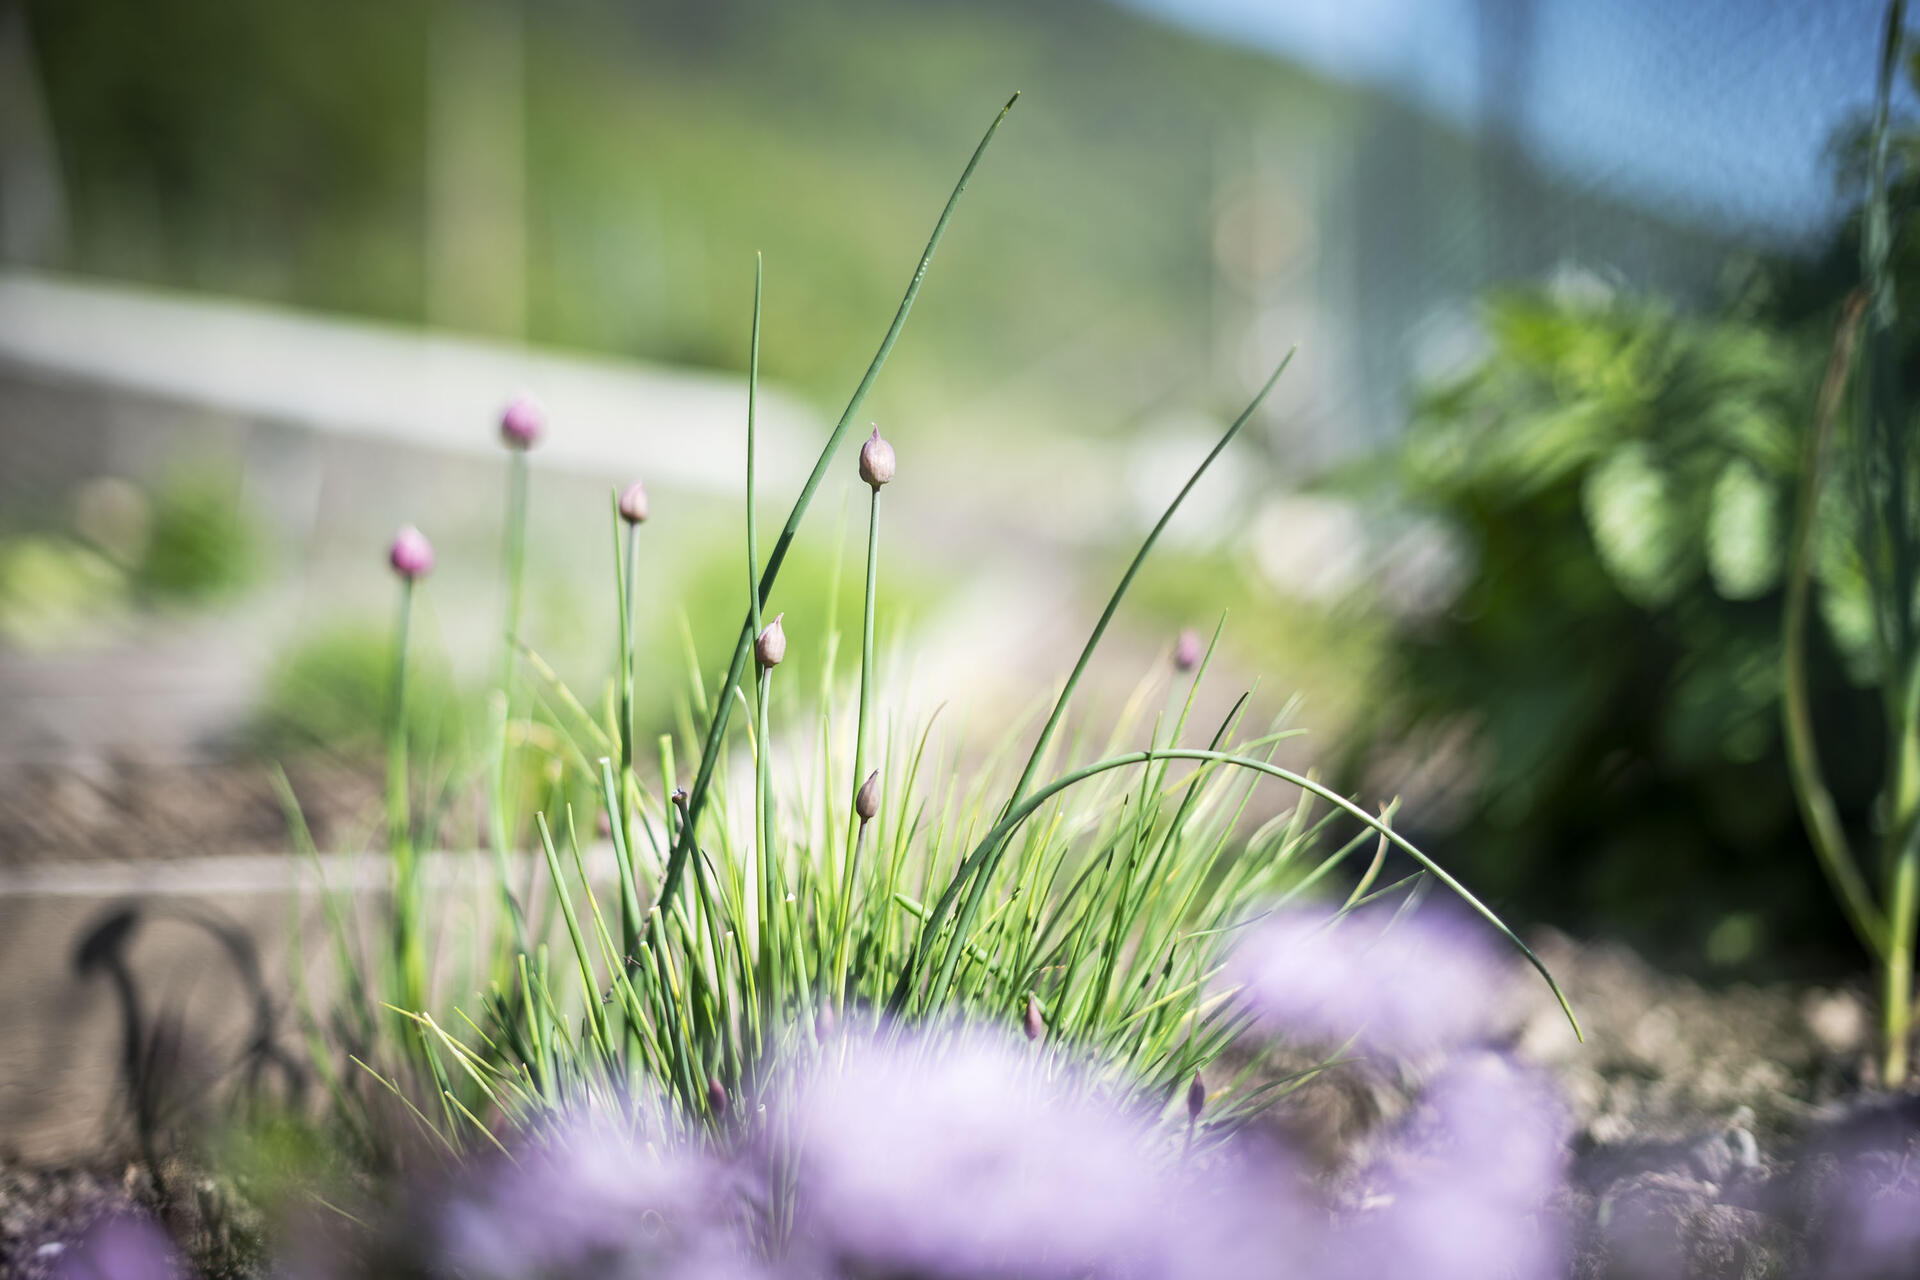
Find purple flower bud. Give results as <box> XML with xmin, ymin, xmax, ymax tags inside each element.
<box><xmin>1023</xmin><ymin>994</ymin><xmax>1046</xmax><ymax>1042</ymax></box>
<box><xmin>499</xmin><ymin>395</ymin><xmax>546</xmax><ymax>449</ymax></box>
<box><xmin>1187</xmin><ymin>1072</ymin><xmax>1206</xmax><ymax>1122</ymax></box>
<box><xmin>618</xmin><ymin>480</ymin><xmax>650</xmax><ymax>525</ymax></box>
<box><xmin>855</xmin><ymin>770</ymin><xmax>881</xmax><ymax>824</ymax></box>
<box><xmin>755</xmin><ymin>613</ymin><xmax>787</xmax><ymax>669</ymax></box>
<box><xmin>1173</xmin><ymin>628</ymin><xmax>1203</xmax><ymax>672</ymax></box>
<box><xmin>858</xmin><ymin>426</ymin><xmax>896</xmax><ymax>490</ymax></box>
<box><xmin>707</xmin><ymin>1077</ymin><xmax>729</xmax><ymax>1115</ymax></box>
<box><xmin>670</xmin><ymin>787</ymin><xmax>689</xmax><ymax>810</ymax></box>
<box><xmin>389</xmin><ymin>525</ymin><xmax>435</xmax><ymax>580</ymax></box>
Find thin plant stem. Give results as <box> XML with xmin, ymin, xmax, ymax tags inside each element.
<box><xmin>488</xmin><ymin>451</ymin><xmax>532</xmax><ymax>958</ymax></box>
<box><xmin>387</xmin><ymin>577</ymin><xmax>426</xmax><ymax>1020</ymax></box>
<box><xmin>623</xmin><ymin>512</ymin><xmax>640</xmax><ymax>805</ymax></box>
<box><xmin>833</xmin><ymin>487</ymin><xmax>882</xmax><ymax>1006</ymax></box>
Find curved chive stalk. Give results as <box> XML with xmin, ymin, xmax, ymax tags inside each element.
<box><xmin>654</xmin><ymin>93</ymin><xmax>1019</xmax><ymax>914</ymax></box>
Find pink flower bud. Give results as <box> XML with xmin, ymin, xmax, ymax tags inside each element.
<box><xmin>1173</xmin><ymin>628</ymin><xmax>1203</xmax><ymax>672</ymax></box>
<box><xmin>1023</xmin><ymin>994</ymin><xmax>1046</xmax><ymax>1042</ymax></box>
<box><xmin>855</xmin><ymin>770</ymin><xmax>881</xmax><ymax>824</ymax></box>
<box><xmin>1186</xmin><ymin>1071</ymin><xmax>1206</xmax><ymax>1121</ymax></box>
<box><xmin>707</xmin><ymin>1077</ymin><xmax>729</xmax><ymax>1115</ymax></box>
<box><xmin>388</xmin><ymin>525</ymin><xmax>435</xmax><ymax>580</ymax></box>
<box><xmin>499</xmin><ymin>395</ymin><xmax>545</xmax><ymax>450</ymax></box>
<box><xmin>858</xmin><ymin>426</ymin><xmax>896</xmax><ymax>490</ymax></box>
<box><xmin>618</xmin><ymin>479</ymin><xmax>650</xmax><ymax>524</ymax></box>
<box><xmin>755</xmin><ymin>613</ymin><xmax>787</xmax><ymax>669</ymax></box>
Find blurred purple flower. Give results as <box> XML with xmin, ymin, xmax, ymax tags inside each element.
<box><xmin>781</xmin><ymin>1027</ymin><xmax>1240</xmax><ymax>1279</ymax></box>
<box><xmin>59</xmin><ymin>1214</ymin><xmax>181</xmax><ymax>1280</ymax></box>
<box><xmin>1802</xmin><ymin>1121</ymin><xmax>1920</xmax><ymax>1280</ymax></box>
<box><xmin>1332</xmin><ymin>1053</ymin><xmax>1569</xmax><ymax>1280</ymax></box>
<box><xmin>1227</xmin><ymin>902</ymin><xmax>1509</xmax><ymax>1058</ymax></box>
<box><xmin>1824</xmin><ymin>1178</ymin><xmax>1920</xmax><ymax>1279</ymax></box>
<box><xmin>388</xmin><ymin>524</ymin><xmax>435</xmax><ymax>580</ymax></box>
<box><xmin>499</xmin><ymin>395</ymin><xmax>546</xmax><ymax>450</ymax></box>
<box><xmin>426</xmin><ymin>1107</ymin><xmax>750</xmax><ymax>1280</ymax></box>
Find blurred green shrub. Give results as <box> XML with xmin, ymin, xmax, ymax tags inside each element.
<box><xmin>256</xmin><ymin>623</ymin><xmax>473</xmax><ymax>756</ymax></box>
<box><xmin>0</xmin><ymin>534</ymin><xmax>126</xmax><ymax>647</ymax></box>
<box><xmin>1360</xmin><ymin>286</ymin><xmax>1886</xmax><ymax>971</ymax></box>
<box><xmin>133</xmin><ymin>471</ymin><xmax>262</xmax><ymax>604</ymax></box>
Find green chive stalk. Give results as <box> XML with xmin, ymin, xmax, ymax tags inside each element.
<box><xmin>384</xmin><ymin>525</ymin><xmax>434</xmax><ymax>1022</ymax></box>
<box><xmin>1783</xmin><ymin>0</ymin><xmax>1920</xmax><ymax>1085</ymax></box>
<box><xmin>489</xmin><ymin>420</ymin><xmax>536</xmax><ymax>959</ymax></box>
<box><xmin>833</xmin><ymin>427</ymin><xmax>893</xmax><ymax>1006</ymax></box>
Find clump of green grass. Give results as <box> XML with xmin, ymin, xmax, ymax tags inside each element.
<box><xmin>281</xmin><ymin>94</ymin><xmax>1572</xmax><ymax>1161</ymax></box>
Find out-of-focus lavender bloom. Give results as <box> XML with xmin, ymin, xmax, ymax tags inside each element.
<box><xmin>59</xmin><ymin>1213</ymin><xmax>181</xmax><ymax>1280</ymax></box>
<box><xmin>781</xmin><ymin>1028</ymin><xmax>1221</xmax><ymax>1279</ymax></box>
<box><xmin>1227</xmin><ymin>902</ymin><xmax>1509</xmax><ymax>1058</ymax></box>
<box><xmin>388</xmin><ymin>525</ymin><xmax>435</xmax><ymax>580</ymax></box>
<box><xmin>1820</xmin><ymin>1176</ymin><xmax>1920</xmax><ymax>1280</ymax></box>
<box><xmin>1800</xmin><ymin>1116</ymin><xmax>1920</xmax><ymax>1280</ymax></box>
<box><xmin>1332</xmin><ymin>1052</ymin><xmax>1569</xmax><ymax>1280</ymax></box>
<box><xmin>499</xmin><ymin>395</ymin><xmax>546</xmax><ymax>450</ymax></box>
<box><xmin>426</xmin><ymin>1108</ymin><xmax>749</xmax><ymax>1280</ymax></box>
<box><xmin>1173</xmin><ymin>627</ymin><xmax>1203</xmax><ymax>672</ymax></box>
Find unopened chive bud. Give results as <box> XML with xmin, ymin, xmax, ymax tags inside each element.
<box><xmin>1173</xmin><ymin>628</ymin><xmax>1203</xmax><ymax>673</ymax></box>
<box><xmin>855</xmin><ymin>770</ymin><xmax>881</xmax><ymax>824</ymax></box>
<box><xmin>755</xmin><ymin>613</ymin><xmax>787</xmax><ymax>668</ymax></box>
<box><xmin>618</xmin><ymin>479</ymin><xmax>650</xmax><ymax>525</ymax></box>
<box><xmin>1186</xmin><ymin>1072</ymin><xmax>1206</xmax><ymax>1122</ymax></box>
<box><xmin>499</xmin><ymin>395</ymin><xmax>545</xmax><ymax>450</ymax></box>
<box><xmin>858</xmin><ymin>426</ymin><xmax>896</xmax><ymax>490</ymax></box>
<box><xmin>707</xmin><ymin>1077</ymin><xmax>729</xmax><ymax>1115</ymax></box>
<box><xmin>670</xmin><ymin>787</ymin><xmax>689</xmax><ymax>810</ymax></box>
<box><xmin>1023</xmin><ymin>994</ymin><xmax>1045</xmax><ymax>1042</ymax></box>
<box><xmin>388</xmin><ymin>525</ymin><xmax>435</xmax><ymax>580</ymax></box>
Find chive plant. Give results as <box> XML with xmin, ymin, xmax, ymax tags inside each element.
<box><xmin>291</xmin><ymin>93</ymin><xmax>1576</xmax><ymax>1159</ymax></box>
<box><xmin>1784</xmin><ymin>0</ymin><xmax>1920</xmax><ymax>1085</ymax></box>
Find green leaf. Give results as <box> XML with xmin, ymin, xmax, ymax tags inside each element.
<box><xmin>1705</xmin><ymin>458</ymin><xmax>1781</xmax><ymax>600</ymax></box>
